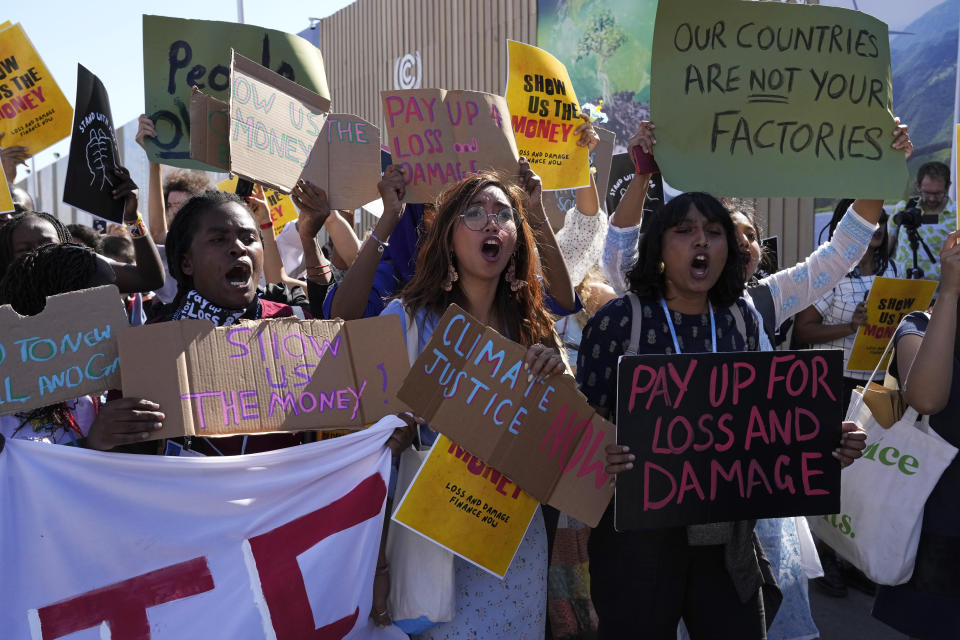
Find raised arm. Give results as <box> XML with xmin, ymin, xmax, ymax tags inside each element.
<box><xmin>325</xmin><ymin>210</ymin><xmax>362</xmax><ymax>269</ymax></box>
<box><xmin>898</xmin><ymin>231</ymin><xmax>960</xmax><ymax>414</ymax></box>
<box><xmin>0</xmin><ymin>132</ymin><xmax>30</xmax><ymax>185</ymax></box>
<box><xmin>109</xmin><ymin>167</ymin><xmax>165</xmax><ymax>293</ymax></box>
<box><xmin>292</xmin><ymin>180</ymin><xmax>335</xmax><ymax>315</ymax></box>
<box><xmin>518</xmin><ymin>157</ymin><xmax>576</xmax><ymax>312</ymax></box>
<box><xmin>556</xmin><ymin>121</ymin><xmax>607</xmax><ymax>287</ymax></box>
<box><xmin>134</xmin><ymin>115</ymin><xmax>168</xmax><ymax>244</ymax></box>
<box><xmin>328</xmin><ymin>165</ymin><xmax>406</xmax><ymax>320</ymax></box>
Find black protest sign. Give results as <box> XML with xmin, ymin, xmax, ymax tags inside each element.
<box><xmin>605</xmin><ymin>154</ymin><xmax>665</xmax><ymax>222</ymax></box>
<box><xmin>63</xmin><ymin>64</ymin><xmax>123</xmax><ymax>223</ymax></box>
<box><xmin>615</xmin><ymin>350</ymin><xmax>842</xmax><ymax>529</ymax></box>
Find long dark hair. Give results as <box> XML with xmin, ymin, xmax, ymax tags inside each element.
<box><xmin>0</xmin><ymin>211</ymin><xmax>73</xmax><ymax>281</ymax></box>
<box><xmin>828</xmin><ymin>198</ymin><xmax>893</xmax><ymax>277</ymax></box>
<box><xmin>399</xmin><ymin>170</ymin><xmax>558</xmax><ymax>348</ymax></box>
<box><xmin>164</xmin><ymin>189</ymin><xmax>249</xmax><ymax>300</ymax></box>
<box><xmin>627</xmin><ymin>192</ymin><xmax>745</xmax><ymax>307</ymax></box>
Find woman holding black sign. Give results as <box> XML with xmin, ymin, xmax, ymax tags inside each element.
<box><xmin>378</xmin><ymin>161</ymin><xmax>568</xmax><ymax>636</ymax></box>
<box><xmin>577</xmin><ymin>189</ymin><xmax>871</xmax><ymax>638</ymax></box>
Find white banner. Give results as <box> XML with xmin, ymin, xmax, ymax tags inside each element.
<box><xmin>0</xmin><ymin>417</ymin><xmax>409</xmax><ymax>640</ymax></box>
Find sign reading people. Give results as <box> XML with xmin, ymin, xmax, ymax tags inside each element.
<box><xmin>397</xmin><ymin>305</ymin><xmax>615</xmax><ymax>527</ymax></box>
<box><xmin>615</xmin><ymin>350</ymin><xmax>843</xmax><ymax>530</ymax></box>
<box><xmin>0</xmin><ymin>23</ymin><xmax>73</xmax><ymax>154</ymax></box>
<box><xmin>506</xmin><ymin>40</ymin><xmax>590</xmax><ymax>191</ymax></box>
<box><xmin>142</xmin><ymin>15</ymin><xmax>329</xmax><ymax>171</ymax></box>
<box><xmin>650</xmin><ymin>0</ymin><xmax>906</xmax><ymax>199</ymax></box>
<box><xmin>118</xmin><ymin>315</ymin><xmax>409</xmax><ymax>439</ymax></box>
<box><xmin>62</xmin><ymin>64</ymin><xmax>124</xmax><ymax>223</ymax></box>
<box><xmin>847</xmin><ymin>277</ymin><xmax>937</xmax><ymax>371</ymax></box>
<box><xmin>393</xmin><ymin>433</ymin><xmax>539</xmax><ymax>577</ymax></box>
<box><xmin>229</xmin><ymin>52</ymin><xmax>330</xmax><ymax>194</ymax></box>
<box><xmin>0</xmin><ymin>418</ymin><xmax>400</xmax><ymax>639</ymax></box>
<box><xmin>380</xmin><ymin>89</ymin><xmax>519</xmax><ymax>203</ymax></box>
<box><xmin>0</xmin><ymin>286</ymin><xmax>125</xmax><ymax>415</ymax></box>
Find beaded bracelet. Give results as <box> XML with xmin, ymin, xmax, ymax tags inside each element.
<box><xmin>125</xmin><ymin>213</ymin><xmax>148</xmax><ymax>239</ymax></box>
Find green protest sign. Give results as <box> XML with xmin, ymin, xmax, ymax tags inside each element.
<box><xmin>651</xmin><ymin>0</ymin><xmax>907</xmax><ymax>199</ymax></box>
<box><xmin>142</xmin><ymin>15</ymin><xmax>329</xmax><ymax>170</ymax></box>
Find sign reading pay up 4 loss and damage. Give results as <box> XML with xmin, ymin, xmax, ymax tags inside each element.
<box><xmin>616</xmin><ymin>351</ymin><xmax>843</xmax><ymax>530</ymax></box>
<box><xmin>651</xmin><ymin>0</ymin><xmax>906</xmax><ymax>199</ymax></box>
<box><xmin>397</xmin><ymin>305</ymin><xmax>615</xmax><ymax>527</ymax></box>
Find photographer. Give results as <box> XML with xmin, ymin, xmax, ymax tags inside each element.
<box><xmin>889</xmin><ymin>161</ymin><xmax>956</xmax><ymax>281</ymax></box>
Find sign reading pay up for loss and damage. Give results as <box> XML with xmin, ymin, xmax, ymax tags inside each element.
<box><xmin>397</xmin><ymin>305</ymin><xmax>615</xmax><ymax>527</ymax></box>
<box><xmin>119</xmin><ymin>315</ymin><xmax>409</xmax><ymax>439</ymax></box>
<box><xmin>651</xmin><ymin>0</ymin><xmax>906</xmax><ymax>199</ymax></box>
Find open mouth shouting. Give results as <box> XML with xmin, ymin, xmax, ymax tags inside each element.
<box><xmin>225</xmin><ymin>261</ymin><xmax>253</xmax><ymax>289</ymax></box>
<box><xmin>691</xmin><ymin>252</ymin><xmax>710</xmax><ymax>280</ymax></box>
<box><xmin>481</xmin><ymin>236</ymin><xmax>503</xmax><ymax>262</ymax></box>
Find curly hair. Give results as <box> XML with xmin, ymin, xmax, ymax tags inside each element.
<box><xmin>67</xmin><ymin>224</ymin><xmax>102</xmax><ymax>252</ymax></box>
<box><xmin>163</xmin><ymin>169</ymin><xmax>214</xmax><ymax>206</ymax></box>
<box><xmin>164</xmin><ymin>189</ymin><xmax>249</xmax><ymax>300</ymax></box>
<box><xmin>399</xmin><ymin>171</ymin><xmax>558</xmax><ymax>348</ymax></box>
<box><xmin>627</xmin><ymin>192</ymin><xmax>746</xmax><ymax>307</ymax></box>
<box><xmin>0</xmin><ymin>211</ymin><xmax>72</xmax><ymax>281</ymax></box>
<box><xmin>0</xmin><ymin>243</ymin><xmax>101</xmax><ymax>436</ymax></box>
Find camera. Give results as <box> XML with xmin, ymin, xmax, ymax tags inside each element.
<box><xmin>893</xmin><ymin>197</ymin><xmax>940</xmax><ymax>228</ymax></box>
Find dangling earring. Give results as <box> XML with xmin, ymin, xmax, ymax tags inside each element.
<box><xmin>658</xmin><ymin>261</ymin><xmax>665</xmax><ymax>274</ymax></box>
<box><xmin>504</xmin><ymin>255</ymin><xmax>528</xmax><ymax>292</ymax></box>
<box><xmin>442</xmin><ymin>254</ymin><xmax>459</xmax><ymax>292</ymax></box>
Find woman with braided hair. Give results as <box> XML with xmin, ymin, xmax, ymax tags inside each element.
<box><xmin>0</xmin><ymin>243</ymin><xmax>164</xmax><ymax>449</ymax></box>
<box><xmin>0</xmin><ymin>167</ymin><xmax>164</xmax><ymax>293</ymax></box>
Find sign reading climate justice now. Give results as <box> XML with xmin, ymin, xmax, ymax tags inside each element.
<box><xmin>381</xmin><ymin>89</ymin><xmax>519</xmax><ymax>203</ymax></box>
<box><xmin>119</xmin><ymin>315</ymin><xmax>409</xmax><ymax>439</ymax></box>
<box><xmin>506</xmin><ymin>40</ymin><xmax>590</xmax><ymax>191</ymax></box>
<box><xmin>616</xmin><ymin>350</ymin><xmax>843</xmax><ymax>530</ymax></box>
<box><xmin>142</xmin><ymin>15</ymin><xmax>329</xmax><ymax>171</ymax></box>
<box><xmin>0</xmin><ymin>286</ymin><xmax>125</xmax><ymax>416</ymax></box>
<box><xmin>397</xmin><ymin>305</ymin><xmax>615</xmax><ymax>527</ymax></box>
<box><xmin>847</xmin><ymin>277</ymin><xmax>937</xmax><ymax>372</ymax></box>
<box><xmin>651</xmin><ymin>0</ymin><xmax>906</xmax><ymax>199</ymax></box>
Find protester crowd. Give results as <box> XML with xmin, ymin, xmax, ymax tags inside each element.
<box><xmin>4</xmin><ymin>25</ymin><xmax>960</xmax><ymax>639</ymax></box>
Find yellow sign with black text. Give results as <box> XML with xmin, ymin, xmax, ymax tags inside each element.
<box><xmin>218</xmin><ymin>176</ymin><xmax>299</xmax><ymax>236</ymax></box>
<box><xmin>392</xmin><ymin>434</ymin><xmax>539</xmax><ymax>578</ymax></box>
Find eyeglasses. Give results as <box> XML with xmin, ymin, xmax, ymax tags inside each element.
<box><xmin>919</xmin><ymin>190</ymin><xmax>946</xmax><ymax>199</ymax></box>
<box><xmin>458</xmin><ymin>206</ymin><xmax>521</xmax><ymax>231</ymax></box>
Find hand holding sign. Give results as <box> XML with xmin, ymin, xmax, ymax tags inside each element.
<box><xmin>291</xmin><ymin>179</ymin><xmax>332</xmax><ymax>236</ymax></box>
<box><xmin>87</xmin><ymin>397</ymin><xmax>165</xmax><ymax>450</ymax></box>
<box><xmin>0</xmin><ymin>132</ymin><xmax>29</xmax><ymax>183</ymax></box>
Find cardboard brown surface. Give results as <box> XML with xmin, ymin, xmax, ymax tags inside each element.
<box><xmin>381</xmin><ymin>89</ymin><xmax>519</xmax><ymax>203</ymax></box>
<box><xmin>118</xmin><ymin>315</ymin><xmax>409</xmax><ymax>439</ymax></box>
<box><xmin>300</xmin><ymin>113</ymin><xmax>381</xmax><ymax>209</ymax></box>
<box><xmin>189</xmin><ymin>86</ymin><xmax>230</xmax><ymax>170</ymax></box>
<box><xmin>0</xmin><ymin>286</ymin><xmax>126</xmax><ymax>415</ymax></box>
<box><xmin>396</xmin><ymin>305</ymin><xmax>614</xmax><ymax>526</ymax></box>
<box><xmin>229</xmin><ymin>51</ymin><xmax>331</xmax><ymax>194</ymax></box>
<box><xmin>542</xmin><ymin>127</ymin><xmax>616</xmax><ymax>230</ymax></box>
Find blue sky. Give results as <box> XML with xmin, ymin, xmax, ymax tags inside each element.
<box><xmin>4</xmin><ymin>0</ymin><xmax>352</xmax><ymax>175</ymax></box>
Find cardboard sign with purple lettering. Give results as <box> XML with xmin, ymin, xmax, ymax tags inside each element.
<box><xmin>118</xmin><ymin>315</ymin><xmax>409</xmax><ymax>439</ymax></box>
<box><xmin>381</xmin><ymin>89</ymin><xmax>519</xmax><ymax>203</ymax></box>
<box><xmin>397</xmin><ymin>305</ymin><xmax>615</xmax><ymax>527</ymax></box>
<box><xmin>615</xmin><ymin>350</ymin><xmax>843</xmax><ymax>530</ymax></box>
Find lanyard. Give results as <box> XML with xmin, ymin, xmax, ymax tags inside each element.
<box><xmin>660</xmin><ymin>298</ymin><xmax>716</xmax><ymax>354</ymax></box>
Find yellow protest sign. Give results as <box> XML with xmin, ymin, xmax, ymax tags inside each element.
<box><xmin>392</xmin><ymin>435</ymin><xmax>539</xmax><ymax>578</ymax></box>
<box><xmin>506</xmin><ymin>40</ymin><xmax>589</xmax><ymax>191</ymax></box>
<box><xmin>0</xmin><ymin>24</ymin><xmax>73</xmax><ymax>154</ymax></box>
<box><xmin>847</xmin><ymin>277</ymin><xmax>937</xmax><ymax>371</ymax></box>
<box><xmin>218</xmin><ymin>176</ymin><xmax>298</xmax><ymax>236</ymax></box>
<box><xmin>0</xmin><ymin>168</ymin><xmax>13</xmax><ymax>214</ymax></box>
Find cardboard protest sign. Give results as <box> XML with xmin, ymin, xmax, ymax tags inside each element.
<box><xmin>506</xmin><ymin>40</ymin><xmax>589</xmax><ymax>191</ymax></box>
<box><xmin>62</xmin><ymin>64</ymin><xmax>124</xmax><ymax>223</ymax></box>
<box><xmin>300</xmin><ymin>113</ymin><xmax>381</xmax><ymax>210</ymax></box>
<box><xmin>542</xmin><ymin>127</ymin><xmax>615</xmax><ymax>230</ymax></box>
<box><xmin>0</xmin><ymin>23</ymin><xmax>73</xmax><ymax>154</ymax></box>
<box><xmin>616</xmin><ymin>350</ymin><xmax>843</xmax><ymax>529</ymax></box>
<box><xmin>847</xmin><ymin>277</ymin><xmax>937</xmax><ymax>371</ymax></box>
<box><xmin>229</xmin><ymin>52</ymin><xmax>330</xmax><ymax>194</ymax></box>
<box><xmin>142</xmin><ymin>15</ymin><xmax>329</xmax><ymax>170</ymax></box>
<box><xmin>650</xmin><ymin>0</ymin><xmax>906</xmax><ymax>199</ymax></box>
<box><xmin>0</xmin><ymin>286</ymin><xmax>125</xmax><ymax>416</ymax></box>
<box><xmin>118</xmin><ymin>315</ymin><xmax>409</xmax><ymax>439</ymax></box>
<box><xmin>393</xmin><ymin>434</ymin><xmax>539</xmax><ymax>578</ymax></box>
<box><xmin>381</xmin><ymin>89</ymin><xmax>519</xmax><ymax>203</ymax></box>
<box><xmin>396</xmin><ymin>305</ymin><xmax>615</xmax><ymax>526</ymax></box>
<box><xmin>0</xmin><ymin>168</ymin><xmax>13</xmax><ymax>214</ymax></box>
<box><xmin>218</xmin><ymin>176</ymin><xmax>298</xmax><ymax>236</ymax></box>
<box><xmin>189</xmin><ymin>86</ymin><xmax>230</xmax><ymax>170</ymax></box>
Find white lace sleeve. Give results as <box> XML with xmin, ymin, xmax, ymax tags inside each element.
<box><xmin>758</xmin><ymin>206</ymin><xmax>876</xmax><ymax>326</ymax></box>
<box><xmin>555</xmin><ymin>205</ymin><xmax>608</xmax><ymax>287</ymax></box>
<box><xmin>600</xmin><ymin>221</ymin><xmax>642</xmax><ymax>297</ymax></box>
